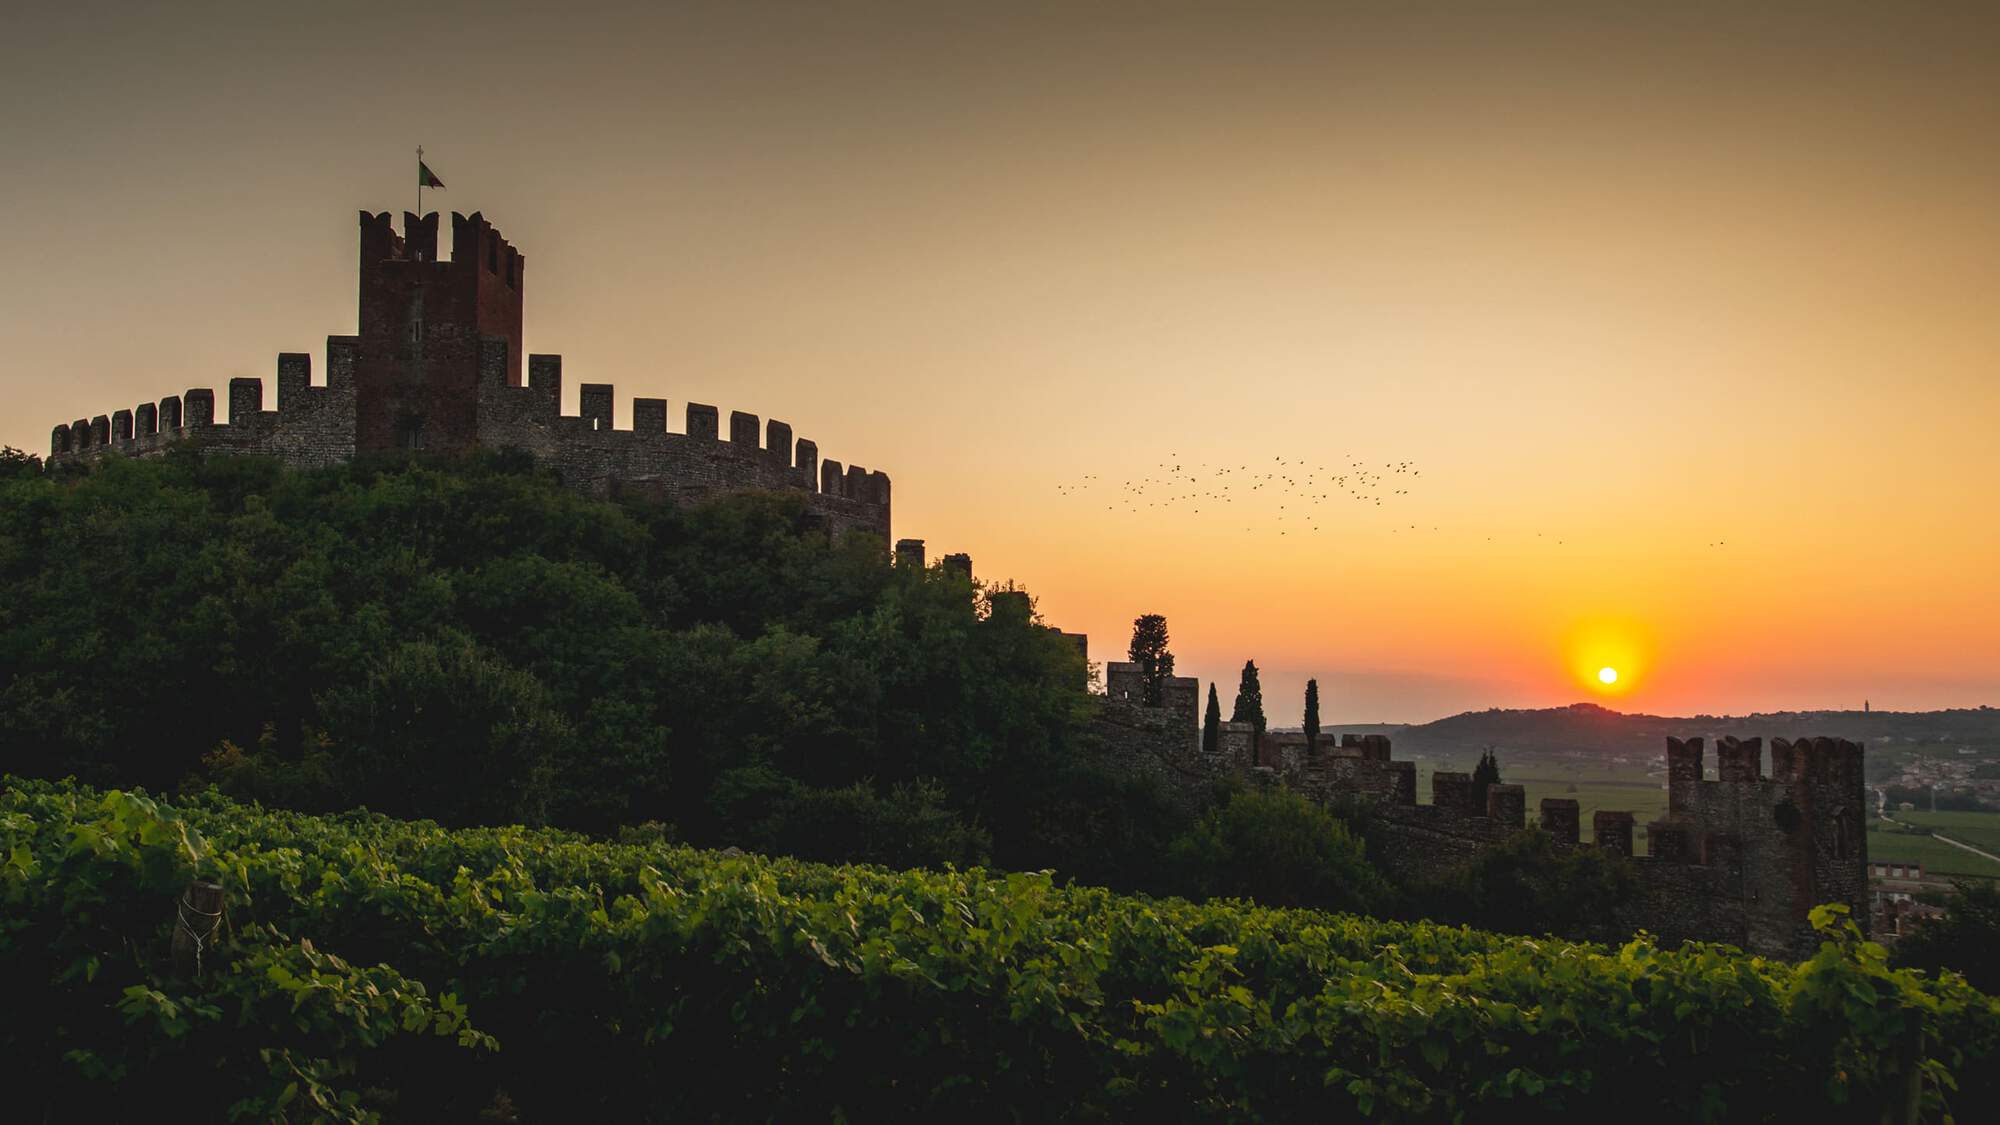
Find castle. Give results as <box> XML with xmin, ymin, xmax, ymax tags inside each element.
<box><xmin>36</xmin><ymin>206</ymin><xmax>1869</xmax><ymax>957</ymax></box>
<box><xmin>43</xmin><ymin>210</ymin><xmax>891</xmax><ymax>540</ymax></box>
<box><xmin>1094</xmin><ymin>660</ymin><xmax>1869</xmax><ymax>958</ymax></box>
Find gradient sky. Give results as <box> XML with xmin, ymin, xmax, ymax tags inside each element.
<box><xmin>5</xmin><ymin>2</ymin><xmax>1998</xmax><ymax>721</ymax></box>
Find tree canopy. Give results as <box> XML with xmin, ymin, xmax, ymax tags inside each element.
<box><xmin>1471</xmin><ymin>747</ymin><xmax>1502</xmax><ymax>811</ymax></box>
<box><xmin>0</xmin><ymin>451</ymin><xmax>1125</xmax><ymax>875</ymax></box>
<box><xmin>1</xmin><ymin>451</ymin><xmax>1659</xmax><ymax>947</ymax></box>
<box><xmin>1893</xmin><ymin>880</ymin><xmax>2000</xmax><ymax>993</ymax></box>
<box><xmin>1304</xmin><ymin>678</ymin><xmax>1321</xmax><ymax>754</ymax></box>
<box><xmin>1168</xmin><ymin>787</ymin><xmax>1384</xmax><ymax>912</ymax></box>
<box><xmin>1231</xmin><ymin>660</ymin><xmax>1266</xmax><ymax>745</ymax></box>
<box><xmin>1126</xmin><ymin>613</ymin><xmax>1174</xmax><ymax>705</ymax></box>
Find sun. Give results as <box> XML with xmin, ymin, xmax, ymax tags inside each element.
<box><xmin>1564</xmin><ymin>616</ymin><xmax>1650</xmax><ymax>698</ymax></box>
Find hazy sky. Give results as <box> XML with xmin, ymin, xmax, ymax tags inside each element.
<box><xmin>5</xmin><ymin>2</ymin><xmax>1998</xmax><ymax>721</ymax></box>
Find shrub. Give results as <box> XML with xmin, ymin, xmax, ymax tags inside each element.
<box><xmin>4</xmin><ymin>776</ymin><xmax>1997</xmax><ymax>1122</ymax></box>
<box><xmin>753</xmin><ymin>778</ymin><xmax>993</xmax><ymax>869</ymax></box>
<box><xmin>1167</xmin><ymin>786</ymin><xmax>1386</xmax><ymax>913</ymax></box>
<box><xmin>1399</xmin><ymin>827</ymin><xmax>1640</xmax><ymax>943</ymax></box>
<box><xmin>1893</xmin><ymin>879</ymin><xmax>2000</xmax><ymax>994</ymax></box>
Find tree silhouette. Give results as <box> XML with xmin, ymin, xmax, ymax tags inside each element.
<box><xmin>1472</xmin><ymin>746</ymin><xmax>1502</xmax><ymax>811</ymax></box>
<box><xmin>1304</xmin><ymin>678</ymin><xmax>1321</xmax><ymax>756</ymax></box>
<box><xmin>1126</xmin><ymin>614</ymin><xmax>1175</xmax><ymax>706</ymax></box>
<box><xmin>1231</xmin><ymin>661</ymin><xmax>1266</xmax><ymax>750</ymax></box>
<box><xmin>1202</xmin><ymin>684</ymin><xmax>1221</xmax><ymax>754</ymax></box>
<box><xmin>1893</xmin><ymin>880</ymin><xmax>2000</xmax><ymax>993</ymax></box>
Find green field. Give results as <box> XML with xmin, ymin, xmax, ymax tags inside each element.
<box><xmin>1423</xmin><ymin>755</ymin><xmax>2000</xmax><ymax>867</ymax></box>
<box><xmin>1868</xmin><ymin>819</ymin><xmax>2000</xmax><ymax>880</ymax></box>
<box><xmin>1412</xmin><ymin>762</ymin><xmax>1669</xmax><ymax>847</ymax></box>
<box><xmin>1519</xmin><ymin>777</ymin><xmax>1670</xmax><ymax>847</ymax></box>
<box><xmin>1896</xmin><ymin>810</ymin><xmax>2000</xmax><ymax>856</ymax></box>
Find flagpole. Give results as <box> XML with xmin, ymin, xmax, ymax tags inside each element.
<box><xmin>416</xmin><ymin>145</ymin><xmax>423</xmax><ymax>216</ymax></box>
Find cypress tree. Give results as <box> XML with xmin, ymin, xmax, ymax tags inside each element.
<box><xmin>1472</xmin><ymin>747</ymin><xmax>1502</xmax><ymax>810</ymax></box>
<box><xmin>1230</xmin><ymin>660</ymin><xmax>1266</xmax><ymax>748</ymax></box>
<box><xmin>1127</xmin><ymin>614</ymin><xmax>1175</xmax><ymax>706</ymax></box>
<box><xmin>1202</xmin><ymin>684</ymin><xmax>1222</xmax><ymax>754</ymax></box>
<box><xmin>1304</xmin><ymin>678</ymin><xmax>1321</xmax><ymax>755</ymax></box>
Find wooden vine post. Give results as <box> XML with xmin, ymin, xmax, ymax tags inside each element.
<box><xmin>1889</xmin><ymin>1007</ymin><xmax>1924</xmax><ymax>1125</ymax></box>
<box><xmin>172</xmin><ymin>880</ymin><xmax>225</xmax><ymax>977</ymax></box>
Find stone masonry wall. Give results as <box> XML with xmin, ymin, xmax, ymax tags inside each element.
<box><xmin>473</xmin><ymin>342</ymin><xmax>889</xmax><ymax>540</ymax></box>
<box><xmin>1089</xmin><ymin>697</ymin><xmax>1231</xmax><ymax>814</ymax></box>
<box><xmin>1086</xmin><ymin>685</ymin><xmax>1869</xmax><ymax>958</ymax></box>
<box><xmin>352</xmin><ymin>211</ymin><xmax>523</xmax><ymax>456</ymax></box>
<box><xmin>44</xmin><ymin>209</ymin><xmax>890</xmax><ymax>541</ymax></box>
<box><xmin>46</xmin><ymin>340</ymin><xmax>891</xmax><ymax>542</ymax></box>
<box><xmin>46</xmin><ymin>345</ymin><xmax>360</xmax><ymax>471</ymax></box>
<box><xmin>1655</xmin><ymin>735</ymin><xmax>1869</xmax><ymax>955</ymax></box>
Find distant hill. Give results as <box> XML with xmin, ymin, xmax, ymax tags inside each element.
<box><xmin>1311</xmin><ymin>703</ymin><xmax>2000</xmax><ymax>767</ymax></box>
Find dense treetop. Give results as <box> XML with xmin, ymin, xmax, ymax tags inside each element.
<box><xmin>0</xmin><ymin>450</ymin><xmax>1098</xmax><ymax>868</ymax></box>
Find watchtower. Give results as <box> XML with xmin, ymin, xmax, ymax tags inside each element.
<box><xmin>1660</xmin><ymin>735</ymin><xmax>1869</xmax><ymax>949</ymax></box>
<box><xmin>354</xmin><ymin>210</ymin><xmax>525</xmax><ymax>454</ymax></box>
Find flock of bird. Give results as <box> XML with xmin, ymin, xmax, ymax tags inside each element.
<box><xmin>1054</xmin><ymin>454</ymin><xmax>1426</xmax><ymax>536</ymax></box>
<box><xmin>1055</xmin><ymin>452</ymin><xmax>1741</xmax><ymax>549</ymax></box>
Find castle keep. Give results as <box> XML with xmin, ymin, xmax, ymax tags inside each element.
<box><xmin>1095</xmin><ymin>661</ymin><xmax>1868</xmax><ymax>958</ymax></box>
<box><xmin>44</xmin><ymin>210</ymin><xmax>891</xmax><ymax>540</ymax></box>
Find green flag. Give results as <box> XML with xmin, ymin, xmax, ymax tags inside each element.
<box><xmin>418</xmin><ymin>161</ymin><xmax>445</xmax><ymax>190</ymax></box>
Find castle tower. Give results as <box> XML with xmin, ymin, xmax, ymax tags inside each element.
<box><xmin>1661</xmin><ymin>734</ymin><xmax>1869</xmax><ymax>951</ymax></box>
<box><xmin>44</xmin><ymin>204</ymin><xmax>890</xmax><ymax>541</ymax></box>
<box><xmin>353</xmin><ymin>211</ymin><xmax>524</xmax><ymax>454</ymax></box>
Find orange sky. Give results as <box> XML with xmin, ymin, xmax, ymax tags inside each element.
<box><xmin>4</xmin><ymin>2</ymin><xmax>1998</xmax><ymax>720</ymax></box>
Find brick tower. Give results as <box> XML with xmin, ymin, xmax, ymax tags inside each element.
<box><xmin>353</xmin><ymin>211</ymin><xmax>524</xmax><ymax>454</ymax></box>
<box><xmin>45</xmin><ymin>205</ymin><xmax>892</xmax><ymax>542</ymax></box>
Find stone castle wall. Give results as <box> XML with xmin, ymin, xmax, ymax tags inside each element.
<box><xmin>45</xmin><ymin>342</ymin><xmax>889</xmax><ymax>539</ymax></box>
<box><xmin>1088</xmin><ymin>678</ymin><xmax>1870</xmax><ymax>958</ymax></box>
<box><xmin>42</xmin><ymin>211</ymin><xmax>890</xmax><ymax>540</ymax></box>
<box><xmin>1655</xmin><ymin>735</ymin><xmax>1869</xmax><ymax>955</ymax></box>
<box><xmin>1092</xmin><ymin>662</ymin><xmax>1209</xmax><ymax>808</ymax></box>
<box><xmin>472</xmin><ymin>342</ymin><xmax>890</xmax><ymax>539</ymax></box>
<box><xmin>47</xmin><ymin>347</ymin><xmax>361</xmax><ymax>473</ymax></box>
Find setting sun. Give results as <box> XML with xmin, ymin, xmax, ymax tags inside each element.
<box><xmin>1564</xmin><ymin>616</ymin><xmax>1650</xmax><ymax>699</ymax></box>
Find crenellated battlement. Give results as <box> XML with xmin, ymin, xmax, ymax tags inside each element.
<box><xmin>1327</xmin><ymin>730</ymin><xmax>1862</xmax><ymax>954</ymax></box>
<box><xmin>1101</xmin><ymin>662</ymin><xmax>1201</xmax><ymax>758</ymax></box>
<box><xmin>1103</xmin><ymin>662</ymin><xmax>1199</xmax><ymax>710</ymax></box>
<box><xmin>358</xmin><ymin>209</ymin><xmax>520</xmax><ymax>277</ymax></box>
<box><xmin>1093</xmin><ymin>677</ymin><xmax>1870</xmax><ymax>957</ymax></box>
<box><xmin>46</xmin><ymin>350</ymin><xmax>359</xmax><ymax>471</ymax></box>
<box><xmin>1770</xmin><ymin>735</ymin><xmax>1865</xmax><ymax>785</ymax></box>
<box><xmin>471</xmin><ymin>345</ymin><xmax>888</xmax><ymax>532</ymax></box>
<box><xmin>41</xmin><ymin>207</ymin><xmax>891</xmax><ymax>540</ymax></box>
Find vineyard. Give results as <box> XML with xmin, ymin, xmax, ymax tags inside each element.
<box><xmin>1896</xmin><ymin>811</ymin><xmax>2000</xmax><ymax>860</ymax></box>
<box><xmin>4</xmin><ymin>777</ymin><xmax>1997</xmax><ymax>1122</ymax></box>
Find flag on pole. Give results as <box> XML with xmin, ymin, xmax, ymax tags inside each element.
<box><xmin>419</xmin><ymin>161</ymin><xmax>445</xmax><ymax>190</ymax></box>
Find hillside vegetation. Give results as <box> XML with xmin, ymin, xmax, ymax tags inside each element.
<box><xmin>0</xmin><ymin>449</ymin><xmax>1143</xmax><ymax>876</ymax></box>
<box><xmin>0</xmin><ymin>450</ymin><xmax>1651</xmax><ymax>939</ymax></box>
<box><xmin>7</xmin><ymin>451</ymin><xmax>1998</xmax><ymax>1119</ymax></box>
<box><xmin>5</xmin><ymin>776</ymin><xmax>1997</xmax><ymax>1123</ymax></box>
